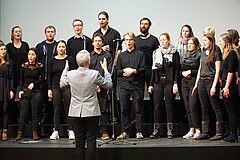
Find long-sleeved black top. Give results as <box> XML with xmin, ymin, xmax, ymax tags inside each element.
<box><xmin>149</xmin><ymin>51</ymin><xmax>180</xmax><ymax>86</ymax></box>
<box><xmin>66</xmin><ymin>35</ymin><xmax>93</xmax><ymax>68</ymax></box>
<box><xmin>93</xmin><ymin>26</ymin><xmax>122</xmax><ymax>59</ymax></box>
<box><xmin>89</xmin><ymin>50</ymin><xmax>113</xmax><ymax>76</ymax></box>
<box><xmin>237</xmin><ymin>47</ymin><xmax>240</xmax><ymax>76</ymax></box>
<box><xmin>48</xmin><ymin>55</ymin><xmax>75</xmax><ymax>89</ymax></box>
<box><xmin>116</xmin><ymin>48</ymin><xmax>146</xmax><ymax>90</ymax></box>
<box><xmin>19</xmin><ymin>62</ymin><xmax>44</xmax><ymax>92</ymax></box>
<box><xmin>221</xmin><ymin>50</ymin><xmax>238</xmax><ymax>82</ymax></box>
<box><xmin>7</xmin><ymin>41</ymin><xmax>29</xmax><ymax>88</ymax></box>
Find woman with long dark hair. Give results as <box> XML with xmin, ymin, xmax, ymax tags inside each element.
<box><xmin>219</xmin><ymin>33</ymin><xmax>239</xmax><ymax>142</ymax></box>
<box><xmin>16</xmin><ymin>48</ymin><xmax>44</xmax><ymax>141</ymax></box>
<box><xmin>175</xmin><ymin>24</ymin><xmax>194</xmax><ymax>63</ymax></box>
<box><xmin>6</xmin><ymin>26</ymin><xmax>29</xmax><ymax>92</ymax></box>
<box><xmin>0</xmin><ymin>43</ymin><xmax>14</xmax><ymax>140</ymax></box>
<box><xmin>181</xmin><ymin>37</ymin><xmax>202</xmax><ymax>139</ymax></box>
<box><xmin>192</xmin><ymin>34</ymin><xmax>224</xmax><ymax>141</ymax></box>
<box><xmin>148</xmin><ymin>32</ymin><xmax>180</xmax><ymax>139</ymax></box>
<box><xmin>48</xmin><ymin>40</ymin><xmax>76</xmax><ymax>140</ymax></box>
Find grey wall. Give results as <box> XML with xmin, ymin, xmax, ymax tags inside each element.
<box><xmin>0</xmin><ymin>0</ymin><xmax>240</xmax><ymax>47</ymax></box>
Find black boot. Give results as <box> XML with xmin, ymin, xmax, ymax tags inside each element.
<box><xmin>167</xmin><ymin>123</ymin><xmax>174</xmax><ymax>139</ymax></box>
<box><xmin>150</xmin><ymin>123</ymin><xmax>160</xmax><ymax>139</ymax></box>
<box><xmin>196</xmin><ymin>121</ymin><xmax>210</xmax><ymax>140</ymax></box>
<box><xmin>211</xmin><ymin>121</ymin><xmax>224</xmax><ymax>141</ymax></box>
<box><xmin>222</xmin><ymin>132</ymin><xmax>238</xmax><ymax>143</ymax></box>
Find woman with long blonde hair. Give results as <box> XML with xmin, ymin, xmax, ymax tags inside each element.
<box><xmin>219</xmin><ymin>33</ymin><xmax>239</xmax><ymax>142</ymax></box>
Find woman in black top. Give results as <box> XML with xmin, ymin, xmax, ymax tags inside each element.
<box><xmin>192</xmin><ymin>34</ymin><xmax>224</xmax><ymax>140</ymax></box>
<box><xmin>16</xmin><ymin>48</ymin><xmax>44</xmax><ymax>141</ymax></box>
<box><xmin>0</xmin><ymin>43</ymin><xmax>14</xmax><ymax>141</ymax></box>
<box><xmin>48</xmin><ymin>40</ymin><xmax>75</xmax><ymax>140</ymax></box>
<box><xmin>227</xmin><ymin>29</ymin><xmax>240</xmax><ymax>141</ymax></box>
<box><xmin>181</xmin><ymin>37</ymin><xmax>201</xmax><ymax>139</ymax></box>
<box><xmin>219</xmin><ymin>33</ymin><xmax>239</xmax><ymax>142</ymax></box>
<box><xmin>6</xmin><ymin>26</ymin><xmax>29</xmax><ymax>92</ymax></box>
<box><xmin>148</xmin><ymin>32</ymin><xmax>180</xmax><ymax>139</ymax></box>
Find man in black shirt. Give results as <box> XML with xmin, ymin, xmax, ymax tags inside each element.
<box><xmin>36</xmin><ymin>25</ymin><xmax>58</xmax><ymax>124</ymax></box>
<box><xmin>89</xmin><ymin>33</ymin><xmax>113</xmax><ymax>140</ymax></box>
<box><xmin>93</xmin><ymin>11</ymin><xmax>122</xmax><ymax>65</ymax></box>
<box><xmin>93</xmin><ymin>11</ymin><xmax>122</xmax><ymax>124</ymax></box>
<box><xmin>116</xmin><ymin>32</ymin><xmax>146</xmax><ymax>140</ymax></box>
<box><xmin>136</xmin><ymin>17</ymin><xmax>159</xmax><ymax>123</ymax></box>
<box><xmin>67</xmin><ymin>19</ymin><xmax>93</xmax><ymax>68</ymax></box>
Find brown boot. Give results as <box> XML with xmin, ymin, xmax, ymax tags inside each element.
<box><xmin>33</xmin><ymin>131</ymin><xmax>39</xmax><ymax>140</ymax></box>
<box><xmin>211</xmin><ymin>121</ymin><xmax>224</xmax><ymax>141</ymax></box>
<box><xmin>2</xmin><ymin>129</ymin><xmax>7</xmax><ymax>141</ymax></box>
<box><xmin>196</xmin><ymin>121</ymin><xmax>210</xmax><ymax>140</ymax></box>
<box><xmin>16</xmin><ymin>131</ymin><xmax>23</xmax><ymax>141</ymax></box>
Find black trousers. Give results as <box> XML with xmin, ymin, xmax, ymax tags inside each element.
<box><xmin>119</xmin><ymin>88</ymin><xmax>144</xmax><ymax>133</ymax></box>
<box><xmin>52</xmin><ymin>85</ymin><xmax>72</xmax><ymax>131</ymax></box>
<box><xmin>223</xmin><ymin>82</ymin><xmax>238</xmax><ymax>134</ymax></box>
<box><xmin>18</xmin><ymin>90</ymin><xmax>41</xmax><ymax>131</ymax></box>
<box><xmin>153</xmin><ymin>78</ymin><xmax>175</xmax><ymax>123</ymax></box>
<box><xmin>40</xmin><ymin>82</ymin><xmax>49</xmax><ymax>122</ymax></box>
<box><xmin>181</xmin><ymin>78</ymin><xmax>201</xmax><ymax>128</ymax></box>
<box><xmin>72</xmin><ymin>116</ymin><xmax>99</xmax><ymax>160</ymax></box>
<box><xmin>143</xmin><ymin>66</ymin><xmax>154</xmax><ymax>123</ymax></box>
<box><xmin>97</xmin><ymin>88</ymin><xmax>108</xmax><ymax>135</ymax></box>
<box><xmin>198</xmin><ymin>79</ymin><xmax>224</xmax><ymax>121</ymax></box>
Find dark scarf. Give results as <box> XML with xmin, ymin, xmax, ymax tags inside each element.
<box><xmin>182</xmin><ymin>49</ymin><xmax>201</xmax><ymax>66</ymax></box>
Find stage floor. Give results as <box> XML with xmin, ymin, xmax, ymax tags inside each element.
<box><xmin>1</xmin><ymin>137</ymin><xmax>239</xmax><ymax>148</ymax></box>
<box><xmin>1</xmin><ymin>137</ymin><xmax>240</xmax><ymax>160</ymax></box>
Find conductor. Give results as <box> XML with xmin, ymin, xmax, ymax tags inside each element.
<box><xmin>60</xmin><ymin>50</ymin><xmax>112</xmax><ymax>160</ymax></box>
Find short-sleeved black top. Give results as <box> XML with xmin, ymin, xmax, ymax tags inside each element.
<box><xmin>200</xmin><ymin>46</ymin><xmax>222</xmax><ymax>79</ymax></box>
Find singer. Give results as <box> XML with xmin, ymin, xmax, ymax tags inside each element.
<box><xmin>116</xmin><ymin>32</ymin><xmax>146</xmax><ymax>140</ymax></box>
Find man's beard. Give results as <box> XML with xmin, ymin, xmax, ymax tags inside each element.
<box><xmin>140</xmin><ymin>27</ymin><xmax>149</xmax><ymax>34</ymax></box>
<box><xmin>47</xmin><ymin>38</ymin><xmax>54</xmax><ymax>42</ymax></box>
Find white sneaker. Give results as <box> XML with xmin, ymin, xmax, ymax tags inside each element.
<box><xmin>183</xmin><ymin>130</ymin><xmax>194</xmax><ymax>139</ymax></box>
<box><xmin>117</xmin><ymin>132</ymin><xmax>129</xmax><ymax>140</ymax></box>
<box><xmin>68</xmin><ymin>130</ymin><xmax>75</xmax><ymax>140</ymax></box>
<box><xmin>50</xmin><ymin>131</ymin><xmax>59</xmax><ymax>140</ymax></box>
<box><xmin>136</xmin><ymin>132</ymin><xmax>144</xmax><ymax>139</ymax></box>
<box><xmin>193</xmin><ymin>130</ymin><xmax>201</xmax><ymax>139</ymax></box>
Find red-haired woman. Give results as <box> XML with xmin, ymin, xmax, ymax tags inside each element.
<box><xmin>148</xmin><ymin>32</ymin><xmax>180</xmax><ymax>139</ymax></box>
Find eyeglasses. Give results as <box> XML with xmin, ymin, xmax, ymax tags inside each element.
<box><xmin>73</xmin><ymin>24</ymin><xmax>83</xmax><ymax>27</ymax></box>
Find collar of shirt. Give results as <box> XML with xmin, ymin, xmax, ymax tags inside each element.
<box><xmin>97</xmin><ymin>26</ymin><xmax>112</xmax><ymax>35</ymax></box>
<box><xmin>127</xmin><ymin>48</ymin><xmax>136</xmax><ymax>53</ymax></box>
<box><xmin>74</xmin><ymin>34</ymin><xmax>85</xmax><ymax>39</ymax></box>
<box><xmin>93</xmin><ymin>50</ymin><xmax>105</xmax><ymax>56</ymax></box>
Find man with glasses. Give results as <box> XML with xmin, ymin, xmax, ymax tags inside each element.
<box><xmin>116</xmin><ymin>32</ymin><xmax>146</xmax><ymax>140</ymax></box>
<box><xmin>67</xmin><ymin>19</ymin><xmax>93</xmax><ymax>68</ymax></box>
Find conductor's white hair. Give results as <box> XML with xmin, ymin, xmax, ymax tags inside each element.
<box><xmin>76</xmin><ymin>50</ymin><xmax>90</xmax><ymax>67</ymax></box>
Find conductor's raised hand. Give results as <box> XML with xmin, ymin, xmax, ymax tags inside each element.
<box><xmin>64</xmin><ymin>60</ymin><xmax>69</xmax><ymax>71</ymax></box>
<box><xmin>100</xmin><ymin>58</ymin><xmax>108</xmax><ymax>73</ymax></box>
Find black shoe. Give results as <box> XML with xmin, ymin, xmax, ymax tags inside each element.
<box><xmin>222</xmin><ymin>132</ymin><xmax>238</xmax><ymax>143</ymax></box>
